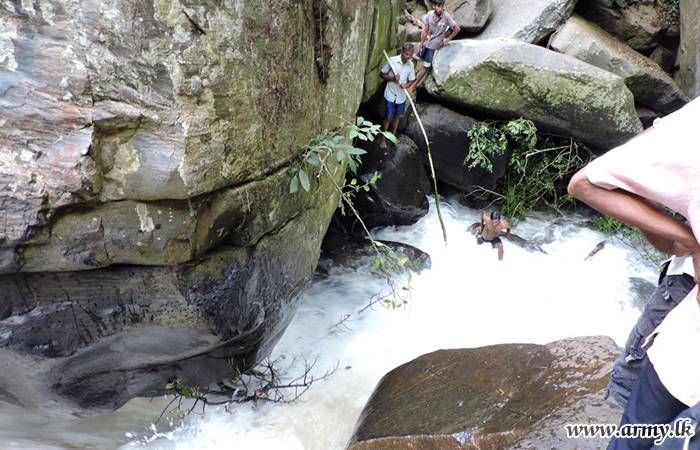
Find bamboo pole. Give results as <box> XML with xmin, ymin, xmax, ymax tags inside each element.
<box><xmin>383</xmin><ymin>49</ymin><xmax>447</xmax><ymax>244</ymax></box>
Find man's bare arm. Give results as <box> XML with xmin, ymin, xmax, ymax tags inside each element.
<box><xmin>568</xmin><ymin>168</ymin><xmax>700</xmax><ymax>300</ymax></box>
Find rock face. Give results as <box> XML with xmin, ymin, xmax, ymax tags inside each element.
<box><xmin>0</xmin><ymin>0</ymin><xmax>377</xmax><ymax>418</ymax></box>
<box><xmin>550</xmin><ymin>14</ymin><xmax>689</xmax><ymax>115</ymax></box>
<box><xmin>363</xmin><ymin>0</ymin><xmax>405</xmax><ymax>103</ymax></box>
<box><xmin>347</xmin><ymin>336</ymin><xmax>623</xmax><ymax>450</ymax></box>
<box><xmin>425</xmin><ymin>39</ymin><xmax>643</xmax><ymax>149</ymax></box>
<box><xmin>676</xmin><ymin>0</ymin><xmax>700</xmax><ymax>99</ymax></box>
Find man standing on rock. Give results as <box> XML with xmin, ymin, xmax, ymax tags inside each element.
<box><xmin>408</xmin><ymin>0</ymin><xmax>460</xmax><ymax>94</ymax></box>
<box><xmin>379</xmin><ymin>42</ymin><xmax>416</xmax><ymax>149</ymax></box>
<box><xmin>472</xmin><ymin>210</ymin><xmax>511</xmax><ymax>261</ymax></box>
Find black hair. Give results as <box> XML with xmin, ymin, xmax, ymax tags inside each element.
<box><xmin>490</xmin><ymin>211</ymin><xmax>501</xmax><ymax>220</ymax></box>
<box><xmin>433</xmin><ymin>0</ymin><xmax>445</xmax><ymax>4</ymax></box>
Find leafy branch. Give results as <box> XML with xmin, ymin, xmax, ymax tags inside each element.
<box><xmin>464</xmin><ymin>118</ymin><xmax>589</xmax><ymax>221</ymax></box>
<box><xmin>160</xmin><ymin>356</ymin><xmax>337</xmax><ymax>421</ymax></box>
<box><xmin>288</xmin><ymin>118</ymin><xmax>415</xmax><ymax>309</ymax></box>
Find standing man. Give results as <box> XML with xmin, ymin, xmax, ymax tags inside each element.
<box><xmin>473</xmin><ymin>210</ymin><xmax>511</xmax><ymax>261</ymax></box>
<box><xmin>379</xmin><ymin>42</ymin><xmax>416</xmax><ymax>149</ymax></box>
<box><xmin>567</xmin><ymin>97</ymin><xmax>700</xmax><ymax>449</ymax></box>
<box><xmin>408</xmin><ymin>0</ymin><xmax>460</xmax><ymax>93</ymax></box>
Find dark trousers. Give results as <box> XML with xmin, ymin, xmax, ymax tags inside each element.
<box><xmin>608</xmin><ymin>361</ymin><xmax>689</xmax><ymax>450</ymax></box>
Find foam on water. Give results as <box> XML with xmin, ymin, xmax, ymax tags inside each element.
<box><xmin>0</xmin><ymin>197</ymin><xmax>657</xmax><ymax>449</ymax></box>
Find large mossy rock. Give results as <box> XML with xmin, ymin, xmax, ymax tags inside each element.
<box><xmin>550</xmin><ymin>14</ymin><xmax>689</xmax><ymax>115</ymax></box>
<box><xmin>425</xmin><ymin>39</ymin><xmax>643</xmax><ymax>150</ymax></box>
<box><xmin>0</xmin><ymin>0</ymin><xmax>374</xmax><ymax>418</ymax></box>
<box><xmin>347</xmin><ymin>336</ymin><xmax>623</xmax><ymax>450</ymax></box>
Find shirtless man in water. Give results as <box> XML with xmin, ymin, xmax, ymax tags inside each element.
<box><xmin>473</xmin><ymin>210</ymin><xmax>511</xmax><ymax>261</ymax></box>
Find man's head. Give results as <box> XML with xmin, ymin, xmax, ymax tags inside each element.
<box><xmin>490</xmin><ymin>211</ymin><xmax>501</xmax><ymax>223</ymax></box>
<box><xmin>433</xmin><ymin>0</ymin><xmax>445</xmax><ymax>15</ymax></box>
<box><xmin>400</xmin><ymin>42</ymin><xmax>414</xmax><ymax>63</ymax></box>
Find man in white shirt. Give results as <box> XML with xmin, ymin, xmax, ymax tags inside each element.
<box><xmin>379</xmin><ymin>43</ymin><xmax>416</xmax><ymax>149</ymax></box>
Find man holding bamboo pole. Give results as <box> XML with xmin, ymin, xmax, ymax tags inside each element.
<box><xmin>379</xmin><ymin>42</ymin><xmax>416</xmax><ymax>149</ymax></box>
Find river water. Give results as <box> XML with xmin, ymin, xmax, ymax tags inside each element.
<box><xmin>0</xmin><ymin>196</ymin><xmax>658</xmax><ymax>449</ymax></box>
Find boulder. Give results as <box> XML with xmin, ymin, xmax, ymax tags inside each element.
<box><xmin>474</xmin><ymin>0</ymin><xmax>577</xmax><ymax>44</ymax></box>
<box><xmin>403</xmin><ymin>5</ymin><xmax>428</xmax><ymax>42</ymax></box>
<box><xmin>343</xmin><ymin>134</ymin><xmax>431</xmax><ymax>231</ymax></box>
<box><xmin>444</xmin><ymin>0</ymin><xmax>494</xmax><ymax>33</ymax></box>
<box><xmin>347</xmin><ymin>336</ymin><xmax>623</xmax><ymax>450</ymax></box>
<box><xmin>403</xmin><ymin>103</ymin><xmax>511</xmax><ymax>197</ymax></box>
<box><xmin>550</xmin><ymin>15</ymin><xmax>689</xmax><ymax>115</ymax></box>
<box><xmin>649</xmin><ymin>45</ymin><xmax>677</xmax><ymax>75</ymax></box>
<box><xmin>0</xmin><ymin>0</ymin><xmax>374</xmax><ymax>418</ymax></box>
<box><xmin>676</xmin><ymin>0</ymin><xmax>700</xmax><ymax>99</ymax></box>
<box><xmin>424</xmin><ymin>39</ymin><xmax>643</xmax><ymax>149</ymax></box>
<box><xmin>574</xmin><ymin>0</ymin><xmax>677</xmax><ymax>53</ymax></box>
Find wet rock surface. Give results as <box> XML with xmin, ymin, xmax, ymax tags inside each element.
<box><xmin>347</xmin><ymin>336</ymin><xmax>622</xmax><ymax>450</ymax></box>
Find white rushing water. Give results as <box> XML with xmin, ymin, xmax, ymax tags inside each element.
<box><xmin>0</xmin><ymin>196</ymin><xmax>658</xmax><ymax>450</ymax></box>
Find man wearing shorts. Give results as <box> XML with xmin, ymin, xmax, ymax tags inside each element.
<box><xmin>408</xmin><ymin>0</ymin><xmax>460</xmax><ymax>93</ymax></box>
<box><xmin>379</xmin><ymin>42</ymin><xmax>416</xmax><ymax>148</ymax></box>
<box><xmin>473</xmin><ymin>210</ymin><xmax>511</xmax><ymax>261</ymax></box>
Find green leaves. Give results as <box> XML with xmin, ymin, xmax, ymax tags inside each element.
<box><xmin>464</xmin><ymin>118</ymin><xmax>587</xmax><ymax>221</ymax></box>
<box><xmin>166</xmin><ymin>379</ymin><xmax>192</xmax><ymax>399</ymax></box>
<box><xmin>287</xmin><ymin>117</ymin><xmax>380</xmax><ymax>194</ymax></box>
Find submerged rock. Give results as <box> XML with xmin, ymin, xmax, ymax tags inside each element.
<box><xmin>347</xmin><ymin>336</ymin><xmax>622</xmax><ymax>450</ymax></box>
<box><xmin>317</xmin><ymin>231</ymin><xmax>432</xmax><ymax>276</ymax></box>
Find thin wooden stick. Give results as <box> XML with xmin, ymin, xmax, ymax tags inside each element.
<box><xmin>383</xmin><ymin>49</ymin><xmax>447</xmax><ymax>244</ymax></box>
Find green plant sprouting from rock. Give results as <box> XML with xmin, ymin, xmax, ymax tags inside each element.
<box><xmin>464</xmin><ymin>118</ymin><xmax>589</xmax><ymax>221</ymax></box>
<box><xmin>288</xmin><ymin>117</ymin><xmax>415</xmax><ymax>310</ymax></box>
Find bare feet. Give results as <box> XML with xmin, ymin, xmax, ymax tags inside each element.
<box><xmin>379</xmin><ymin>137</ymin><xmax>387</xmax><ymax>149</ymax></box>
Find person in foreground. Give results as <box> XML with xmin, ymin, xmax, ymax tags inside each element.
<box><xmin>567</xmin><ymin>97</ymin><xmax>700</xmax><ymax>449</ymax></box>
<box><xmin>472</xmin><ymin>210</ymin><xmax>511</xmax><ymax>261</ymax></box>
<box><xmin>379</xmin><ymin>42</ymin><xmax>416</xmax><ymax>149</ymax></box>
<box><xmin>407</xmin><ymin>0</ymin><xmax>460</xmax><ymax>93</ymax></box>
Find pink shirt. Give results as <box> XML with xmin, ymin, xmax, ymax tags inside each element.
<box><xmin>585</xmin><ymin>97</ymin><xmax>700</xmax><ymax>405</ymax></box>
